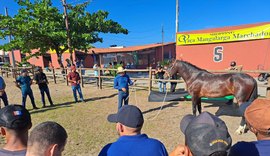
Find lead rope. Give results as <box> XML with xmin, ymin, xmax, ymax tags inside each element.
<box><xmin>132</xmin><ymin>80</ymin><xmax>169</xmax><ymax>121</ymax></box>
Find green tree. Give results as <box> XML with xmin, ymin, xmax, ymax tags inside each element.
<box><xmin>0</xmin><ymin>0</ymin><xmax>128</xmax><ymax>68</ymax></box>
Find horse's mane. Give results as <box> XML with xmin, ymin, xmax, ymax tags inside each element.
<box><xmin>177</xmin><ymin>60</ymin><xmax>211</xmax><ymax>73</ymax></box>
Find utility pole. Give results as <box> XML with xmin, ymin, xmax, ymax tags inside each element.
<box><xmin>61</xmin><ymin>0</ymin><xmax>73</xmax><ymax>64</ymax></box>
<box><xmin>5</xmin><ymin>7</ymin><xmax>16</xmax><ymax>68</ymax></box>
<box><xmin>176</xmin><ymin>0</ymin><xmax>179</xmax><ymax>42</ymax></box>
<box><xmin>176</xmin><ymin>0</ymin><xmax>179</xmax><ymax>34</ymax></box>
<box><xmin>161</xmin><ymin>25</ymin><xmax>164</xmax><ymax>62</ymax></box>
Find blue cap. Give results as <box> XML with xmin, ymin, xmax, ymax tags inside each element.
<box><xmin>107</xmin><ymin>105</ymin><xmax>144</xmax><ymax>128</ymax></box>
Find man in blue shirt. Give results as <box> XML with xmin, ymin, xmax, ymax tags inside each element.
<box><xmin>113</xmin><ymin>66</ymin><xmax>135</xmax><ymax>110</ymax></box>
<box><xmin>15</xmin><ymin>69</ymin><xmax>38</xmax><ymax>109</ymax></box>
<box><xmin>229</xmin><ymin>99</ymin><xmax>270</xmax><ymax>156</ymax></box>
<box><xmin>99</xmin><ymin>105</ymin><xmax>168</xmax><ymax>156</ymax></box>
<box><xmin>0</xmin><ymin>76</ymin><xmax>8</xmax><ymax>106</ymax></box>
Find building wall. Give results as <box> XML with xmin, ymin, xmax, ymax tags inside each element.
<box><xmin>28</xmin><ymin>49</ymin><xmax>45</xmax><ymax>67</ymax></box>
<box><xmin>9</xmin><ymin>50</ymin><xmax>22</xmax><ymax>66</ymax></box>
<box><xmin>176</xmin><ymin>39</ymin><xmax>270</xmax><ymax>70</ymax></box>
<box><xmin>50</xmin><ymin>52</ymin><xmax>76</xmax><ymax>68</ymax></box>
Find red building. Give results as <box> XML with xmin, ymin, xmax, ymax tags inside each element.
<box><xmin>176</xmin><ymin>22</ymin><xmax>270</xmax><ymax>70</ymax></box>
<box><xmin>89</xmin><ymin>42</ymin><xmax>176</xmax><ymax>69</ymax></box>
<box><xmin>9</xmin><ymin>42</ymin><xmax>176</xmax><ymax>69</ymax></box>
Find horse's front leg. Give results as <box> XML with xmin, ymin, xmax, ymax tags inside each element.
<box><xmin>197</xmin><ymin>98</ymin><xmax>202</xmax><ymax>114</ymax></box>
<box><xmin>192</xmin><ymin>95</ymin><xmax>201</xmax><ymax>116</ymax></box>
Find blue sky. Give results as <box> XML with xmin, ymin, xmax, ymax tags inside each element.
<box><xmin>1</xmin><ymin>0</ymin><xmax>270</xmax><ymax>48</ymax></box>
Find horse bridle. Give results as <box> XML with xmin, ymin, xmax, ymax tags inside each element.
<box><xmin>167</xmin><ymin>59</ymin><xmax>177</xmax><ymax>78</ymax></box>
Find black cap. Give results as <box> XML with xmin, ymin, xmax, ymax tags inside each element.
<box><xmin>0</xmin><ymin>105</ymin><xmax>31</xmax><ymax>130</ymax></box>
<box><xmin>107</xmin><ymin>105</ymin><xmax>144</xmax><ymax>128</ymax></box>
<box><xmin>180</xmin><ymin>112</ymin><xmax>232</xmax><ymax>156</ymax></box>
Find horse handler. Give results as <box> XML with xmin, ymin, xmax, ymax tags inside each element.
<box><xmin>113</xmin><ymin>67</ymin><xmax>136</xmax><ymax>110</ymax></box>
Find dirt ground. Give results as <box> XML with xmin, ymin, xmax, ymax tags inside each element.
<box><xmin>0</xmin><ymin>76</ymin><xmax>259</xmax><ymax>155</ymax></box>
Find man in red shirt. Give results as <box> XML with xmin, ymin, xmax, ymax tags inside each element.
<box><xmin>67</xmin><ymin>66</ymin><xmax>85</xmax><ymax>103</ymax></box>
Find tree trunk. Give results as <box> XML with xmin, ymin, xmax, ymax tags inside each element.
<box><xmin>56</xmin><ymin>51</ymin><xmax>64</xmax><ymax>68</ymax></box>
<box><xmin>69</xmin><ymin>51</ymin><xmax>74</xmax><ymax>66</ymax></box>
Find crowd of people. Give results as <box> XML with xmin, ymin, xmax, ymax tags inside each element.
<box><xmin>0</xmin><ymin>62</ymin><xmax>270</xmax><ymax>156</ymax></box>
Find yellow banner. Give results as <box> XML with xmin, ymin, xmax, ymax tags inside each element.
<box><xmin>49</xmin><ymin>46</ymin><xmax>74</xmax><ymax>54</ymax></box>
<box><xmin>177</xmin><ymin>24</ymin><xmax>270</xmax><ymax>45</ymax></box>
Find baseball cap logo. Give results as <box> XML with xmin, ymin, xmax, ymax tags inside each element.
<box><xmin>209</xmin><ymin>139</ymin><xmax>228</xmax><ymax>146</ymax></box>
<box><xmin>13</xmin><ymin>111</ymin><xmax>22</xmax><ymax>116</ymax></box>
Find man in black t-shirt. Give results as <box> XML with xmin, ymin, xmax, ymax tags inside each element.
<box><xmin>155</xmin><ymin>66</ymin><xmax>167</xmax><ymax>92</ymax></box>
<box><xmin>34</xmin><ymin>67</ymin><xmax>54</xmax><ymax>108</ymax></box>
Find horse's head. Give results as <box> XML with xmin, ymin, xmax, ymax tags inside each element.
<box><xmin>164</xmin><ymin>59</ymin><xmax>178</xmax><ymax>79</ymax></box>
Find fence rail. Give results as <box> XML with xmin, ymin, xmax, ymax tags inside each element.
<box><xmin>1</xmin><ymin>67</ymin><xmax>270</xmax><ymax>98</ymax></box>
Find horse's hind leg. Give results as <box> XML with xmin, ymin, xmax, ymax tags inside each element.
<box><xmin>235</xmin><ymin>101</ymin><xmax>252</xmax><ymax>135</ymax></box>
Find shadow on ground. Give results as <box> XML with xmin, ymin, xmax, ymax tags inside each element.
<box><xmin>142</xmin><ymin>101</ymin><xmax>180</xmax><ymax>115</ymax></box>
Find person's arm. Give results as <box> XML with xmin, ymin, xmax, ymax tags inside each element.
<box><xmin>15</xmin><ymin>77</ymin><xmax>21</xmax><ymax>89</ymax></box>
<box><xmin>67</xmin><ymin>73</ymin><xmax>75</xmax><ymax>83</ymax></box>
<box><xmin>170</xmin><ymin>144</ymin><xmax>193</xmax><ymax>156</ymax></box>
<box><xmin>113</xmin><ymin>77</ymin><xmax>119</xmax><ymax>90</ymax></box>
<box><xmin>30</xmin><ymin>76</ymin><xmax>33</xmax><ymax>85</ymax></box>
<box><xmin>77</xmin><ymin>72</ymin><xmax>81</xmax><ymax>84</ymax></box>
<box><xmin>127</xmin><ymin>75</ymin><xmax>135</xmax><ymax>86</ymax></box>
<box><xmin>33</xmin><ymin>74</ymin><xmax>38</xmax><ymax>84</ymax></box>
<box><xmin>3</xmin><ymin>78</ymin><xmax>6</xmax><ymax>90</ymax></box>
<box><xmin>44</xmin><ymin>74</ymin><xmax>49</xmax><ymax>84</ymax></box>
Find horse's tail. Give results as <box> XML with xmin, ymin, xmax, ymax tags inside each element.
<box><xmin>248</xmin><ymin>78</ymin><xmax>258</xmax><ymax>102</ymax></box>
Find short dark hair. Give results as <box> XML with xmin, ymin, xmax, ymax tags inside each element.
<box><xmin>209</xmin><ymin>151</ymin><xmax>228</xmax><ymax>156</ymax></box>
<box><xmin>28</xmin><ymin>121</ymin><xmax>67</xmax><ymax>154</ymax></box>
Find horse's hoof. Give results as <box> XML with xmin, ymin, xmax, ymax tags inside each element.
<box><xmin>235</xmin><ymin>125</ymin><xmax>246</xmax><ymax>135</ymax></box>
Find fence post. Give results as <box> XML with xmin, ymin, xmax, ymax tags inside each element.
<box><xmin>148</xmin><ymin>67</ymin><xmax>152</xmax><ymax>94</ymax></box>
<box><xmin>267</xmin><ymin>78</ymin><xmax>270</xmax><ymax>99</ymax></box>
<box><xmin>98</xmin><ymin>68</ymin><xmax>102</xmax><ymax>89</ymax></box>
<box><xmin>65</xmin><ymin>68</ymin><xmax>68</xmax><ymax>86</ymax></box>
<box><xmin>31</xmin><ymin>66</ymin><xmax>35</xmax><ymax>77</ymax></box>
<box><xmin>52</xmin><ymin>68</ymin><xmax>56</xmax><ymax>84</ymax></box>
<box><xmin>6</xmin><ymin>68</ymin><xmax>9</xmax><ymax>78</ymax></box>
<box><xmin>1</xmin><ymin>67</ymin><xmax>3</xmax><ymax>77</ymax></box>
<box><xmin>80</xmin><ymin>68</ymin><xmax>84</xmax><ymax>88</ymax></box>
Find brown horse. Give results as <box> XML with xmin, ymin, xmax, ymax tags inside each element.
<box><xmin>166</xmin><ymin>60</ymin><xmax>258</xmax><ymax>134</ymax></box>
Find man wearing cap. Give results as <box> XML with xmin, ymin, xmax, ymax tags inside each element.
<box><xmin>26</xmin><ymin>121</ymin><xmax>68</xmax><ymax>156</ymax></box>
<box><xmin>15</xmin><ymin>70</ymin><xmax>38</xmax><ymax>109</ymax></box>
<box><xmin>99</xmin><ymin>105</ymin><xmax>168</xmax><ymax>156</ymax></box>
<box><xmin>170</xmin><ymin>111</ymin><xmax>232</xmax><ymax>156</ymax></box>
<box><xmin>34</xmin><ymin>67</ymin><xmax>54</xmax><ymax>108</ymax></box>
<box><xmin>0</xmin><ymin>105</ymin><xmax>32</xmax><ymax>156</ymax></box>
<box><xmin>67</xmin><ymin>65</ymin><xmax>85</xmax><ymax>103</ymax></box>
<box><xmin>0</xmin><ymin>75</ymin><xmax>8</xmax><ymax>106</ymax></box>
<box><xmin>229</xmin><ymin>99</ymin><xmax>270</xmax><ymax>156</ymax></box>
<box><xmin>113</xmin><ymin>66</ymin><xmax>135</xmax><ymax>110</ymax></box>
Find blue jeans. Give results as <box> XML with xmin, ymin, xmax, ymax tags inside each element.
<box><xmin>0</xmin><ymin>92</ymin><xmax>8</xmax><ymax>106</ymax></box>
<box><xmin>40</xmin><ymin>87</ymin><xmax>53</xmax><ymax>106</ymax></box>
<box><xmin>118</xmin><ymin>91</ymin><xmax>129</xmax><ymax>110</ymax></box>
<box><xmin>158</xmin><ymin>82</ymin><xmax>167</xmax><ymax>92</ymax></box>
<box><xmin>22</xmin><ymin>89</ymin><xmax>37</xmax><ymax>108</ymax></box>
<box><xmin>71</xmin><ymin>85</ymin><xmax>84</xmax><ymax>102</ymax></box>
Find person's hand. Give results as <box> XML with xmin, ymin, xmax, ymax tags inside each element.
<box><xmin>122</xmin><ymin>88</ymin><xmax>127</xmax><ymax>92</ymax></box>
<box><xmin>170</xmin><ymin>144</ymin><xmax>192</xmax><ymax>156</ymax></box>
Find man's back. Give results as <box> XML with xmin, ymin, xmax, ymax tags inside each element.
<box><xmin>99</xmin><ymin>134</ymin><xmax>168</xmax><ymax>156</ymax></box>
<box><xmin>0</xmin><ymin>149</ymin><xmax>26</xmax><ymax>156</ymax></box>
<box><xmin>229</xmin><ymin>140</ymin><xmax>270</xmax><ymax>156</ymax></box>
